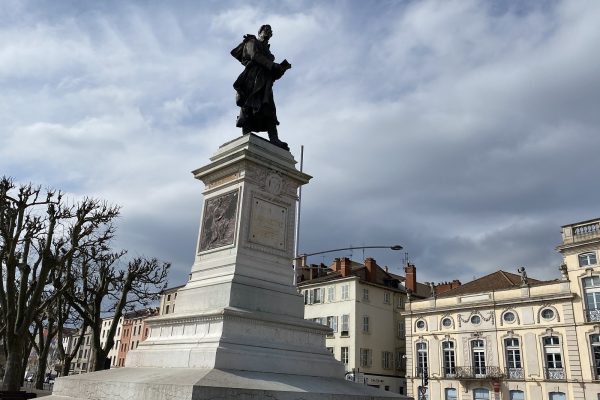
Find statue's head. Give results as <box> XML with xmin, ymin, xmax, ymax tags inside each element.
<box><xmin>258</xmin><ymin>25</ymin><xmax>272</xmax><ymax>40</ymax></box>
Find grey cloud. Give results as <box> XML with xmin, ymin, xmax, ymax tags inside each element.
<box><xmin>1</xmin><ymin>1</ymin><xmax>599</xmax><ymax>289</ymax></box>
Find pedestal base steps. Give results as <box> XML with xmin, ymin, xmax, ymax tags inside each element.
<box><xmin>45</xmin><ymin>367</ymin><xmax>405</xmax><ymax>400</ymax></box>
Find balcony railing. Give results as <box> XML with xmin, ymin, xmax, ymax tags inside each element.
<box><xmin>505</xmin><ymin>367</ymin><xmax>524</xmax><ymax>380</ymax></box>
<box><xmin>455</xmin><ymin>366</ymin><xmax>504</xmax><ymax>379</ymax></box>
<box><xmin>562</xmin><ymin>220</ymin><xmax>600</xmax><ymax>244</ymax></box>
<box><xmin>586</xmin><ymin>309</ymin><xmax>600</xmax><ymax>323</ymax></box>
<box><xmin>442</xmin><ymin>367</ymin><xmax>457</xmax><ymax>378</ymax></box>
<box><xmin>574</xmin><ymin>222</ymin><xmax>600</xmax><ymax>236</ymax></box>
<box><xmin>544</xmin><ymin>367</ymin><xmax>566</xmax><ymax>380</ymax></box>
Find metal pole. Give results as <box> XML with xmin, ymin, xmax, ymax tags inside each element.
<box><xmin>295</xmin><ymin>144</ymin><xmax>304</xmax><ymax>257</ymax></box>
<box><xmin>293</xmin><ymin>145</ymin><xmax>304</xmax><ymax>287</ymax></box>
<box><xmin>299</xmin><ymin>245</ymin><xmax>403</xmax><ymax>258</ymax></box>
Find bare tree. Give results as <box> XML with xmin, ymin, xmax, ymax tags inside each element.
<box><xmin>29</xmin><ymin>310</ymin><xmax>59</xmax><ymax>390</ymax></box>
<box><xmin>67</xmin><ymin>253</ymin><xmax>169</xmax><ymax>371</ymax></box>
<box><xmin>0</xmin><ymin>177</ymin><xmax>119</xmax><ymax>391</ymax></box>
<box><xmin>56</xmin><ymin>319</ymin><xmax>88</xmax><ymax>378</ymax></box>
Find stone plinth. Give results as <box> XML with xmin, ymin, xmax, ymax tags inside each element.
<box><xmin>47</xmin><ymin>135</ymin><xmax>407</xmax><ymax>400</ymax></box>
<box><xmin>49</xmin><ymin>367</ymin><xmax>402</xmax><ymax>399</ymax></box>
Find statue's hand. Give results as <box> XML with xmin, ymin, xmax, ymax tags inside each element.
<box><xmin>280</xmin><ymin>59</ymin><xmax>291</xmax><ymax>70</ymax></box>
<box><xmin>271</xmin><ymin>63</ymin><xmax>288</xmax><ymax>80</ymax></box>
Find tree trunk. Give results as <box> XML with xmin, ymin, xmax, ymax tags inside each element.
<box><xmin>2</xmin><ymin>346</ymin><xmax>24</xmax><ymax>391</ymax></box>
<box><xmin>21</xmin><ymin>338</ymin><xmax>34</xmax><ymax>387</ymax></box>
<box><xmin>35</xmin><ymin>345</ymin><xmax>50</xmax><ymax>390</ymax></box>
<box><xmin>91</xmin><ymin>347</ymin><xmax>109</xmax><ymax>372</ymax></box>
<box><xmin>62</xmin><ymin>357</ymin><xmax>72</xmax><ymax>377</ymax></box>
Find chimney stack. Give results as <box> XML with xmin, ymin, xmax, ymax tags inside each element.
<box><xmin>309</xmin><ymin>264</ymin><xmax>318</xmax><ymax>280</ymax></box>
<box><xmin>332</xmin><ymin>258</ymin><xmax>341</xmax><ymax>273</ymax></box>
<box><xmin>340</xmin><ymin>257</ymin><xmax>352</xmax><ymax>277</ymax></box>
<box><xmin>364</xmin><ymin>258</ymin><xmax>377</xmax><ymax>283</ymax></box>
<box><xmin>404</xmin><ymin>263</ymin><xmax>417</xmax><ymax>293</ymax></box>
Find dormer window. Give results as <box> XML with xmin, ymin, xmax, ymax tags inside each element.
<box><xmin>579</xmin><ymin>252</ymin><xmax>597</xmax><ymax>267</ymax></box>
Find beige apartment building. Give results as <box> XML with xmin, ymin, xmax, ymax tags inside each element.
<box><xmin>159</xmin><ymin>284</ymin><xmax>184</xmax><ymax>316</ymax></box>
<box><xmin>103</xmin><ymin>315</ymin><xmax>124</xmax><ymax>368</ymax></box>
<box><xmin>298</xmin><ymin>257</ymin><xmax>429</xmax><ymax>395</ymax></box>
<box><xmin>71</xmin><ymin>328</ymin><xmax>93</xmax><ymax>374</ymax></box>
<box><xmin>405</xmin><ymin>217</ymin><xmax>600</xmax><ymax>400</ymax></box>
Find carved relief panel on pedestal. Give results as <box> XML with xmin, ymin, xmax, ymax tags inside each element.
<box><xmin>198</xmin><ymin>189</ymin><xmax>239</xmax><ymax>252</ymax></box>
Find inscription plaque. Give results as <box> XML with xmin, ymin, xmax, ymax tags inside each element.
<box><xmin>249</xmin><ymin>197</ymin><xmax>287</xmax><ymax>250</ymax></box>
<box><xmin>199</xmin><ymin>190</ymin><xmax>239</xmax><ymax>252</ymax></box>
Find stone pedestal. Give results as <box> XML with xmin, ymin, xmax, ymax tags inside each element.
<box><xmin>47</xmin><ymin>135</ymin><xmax>406</xmax><ymax>400</ymax></box>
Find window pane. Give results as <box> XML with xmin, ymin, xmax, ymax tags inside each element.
<box><xmin>580</xmin><ymin>253</ymin><xmax>598</xmax><ymax>267</ymax></box>
<box><xmin>584</xmin><ymin>278</ymin><xmax>592</xmax><ymax>288</ymax></box>
<box><xmin>591</xmin><ymin>336</ymin><xmax>600</xmax><ymax>376</ymax></box>
<box><xmin>473</xmin><ymin>388</ymin><xmax>489</xmax><ymax>400</ymax></box>
<box><xmin>544</xmin><ymin>336</ymin><xmax>560</xmax><ymax>345</ymax></box>
<box><xmin>509</xmin><ymin>390</ymin><xmax>525</xmax><ymax>400</ymax></box>
<box><xmin>541</xmin><ymin>309</ymin><xmax>555</xmax><ymax>319</ymax></box>
<box><xmin>445</xmin><ymin>388</ymin><xmax>457</xmax><ymax>400</ymax></box>
<box><xmin>503</xmin><ymin>312</ymin><xmax>516</xmax><ymax>322</ymax></box>
<box><xmin>549</xmin><ymin>393</ymin><xmax>566</xmax><ymax>400</ymax></box>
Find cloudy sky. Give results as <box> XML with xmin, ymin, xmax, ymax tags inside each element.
<box><xmin>1</xmin><ymin>0</ymin><xmax>599</xmax><ymax>287</ymax></box>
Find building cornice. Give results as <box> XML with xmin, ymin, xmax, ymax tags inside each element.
<box><xmin>402</xmin><ymin>292</ymin><xmax>574</xmax><ymax>316</ymax></box>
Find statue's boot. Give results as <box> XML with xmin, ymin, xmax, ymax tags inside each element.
<box><xmin>268</xmin><ymin>130</ymin><xmax>290</xmax><ymax>151</ymax></box>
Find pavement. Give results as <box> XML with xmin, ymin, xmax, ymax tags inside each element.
<box><xmin>25</xmin><ymin>387</ymin><xmax>52</xmax><ymax>398</ymax></box>
<box><xmin>0</xmin><ymin>382</ymin><xmax>52</xmax><ymax>398</ymax></box>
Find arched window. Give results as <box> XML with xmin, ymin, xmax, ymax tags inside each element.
<box><xmin>473</xmin><ymin>388</ymin><xmax>489</xmax><ymax>400</ymax></box>
<box><xmin>416</xmin><ymin>342</ymin><xmax>428</xmax><ymax>377</ymax></box>
<box><xmin>583</xmin><ymin>276</ymin><xmax>600</xmax><ymax>322</ymax></box>
<box><xmin>471</xmin><ymin>340</ymin><xmax>486</xmax><ymax>376</ymax></box>
<box><xmin>442</xmin><ymin>341</ymin><xmax>456</xmax><ymax>377</ymax></box>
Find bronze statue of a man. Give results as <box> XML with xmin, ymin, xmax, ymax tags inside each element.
<box><xmin>231</xmin><ymin>25</ymin><xmax>291</xmax><ymax>151</ymax></box>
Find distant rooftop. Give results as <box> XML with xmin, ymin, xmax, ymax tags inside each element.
<box><xmin>297</xmin><ymin>257</ymin><xmax>431</xmax><ymax>297</ymax></box>
<box><xmin>297</xmin><ymin>258</ymin><xmax>404</xmax><ymax>290</ymax></box>
<box><xmin>436</xmin><ymin>270</ymin><xmax>553</xmax><ymax>298</ymax></box>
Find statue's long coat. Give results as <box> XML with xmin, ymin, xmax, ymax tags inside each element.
<box><xmin>233</xmin><ymin>36</ymin><xmax>281</xmax><ymax>132</ymax></box>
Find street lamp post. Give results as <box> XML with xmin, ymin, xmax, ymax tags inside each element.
<box><xmin>293</xmin><ymin>245</ymin><xmax>403</xmax><ymax>286</ymax></box>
